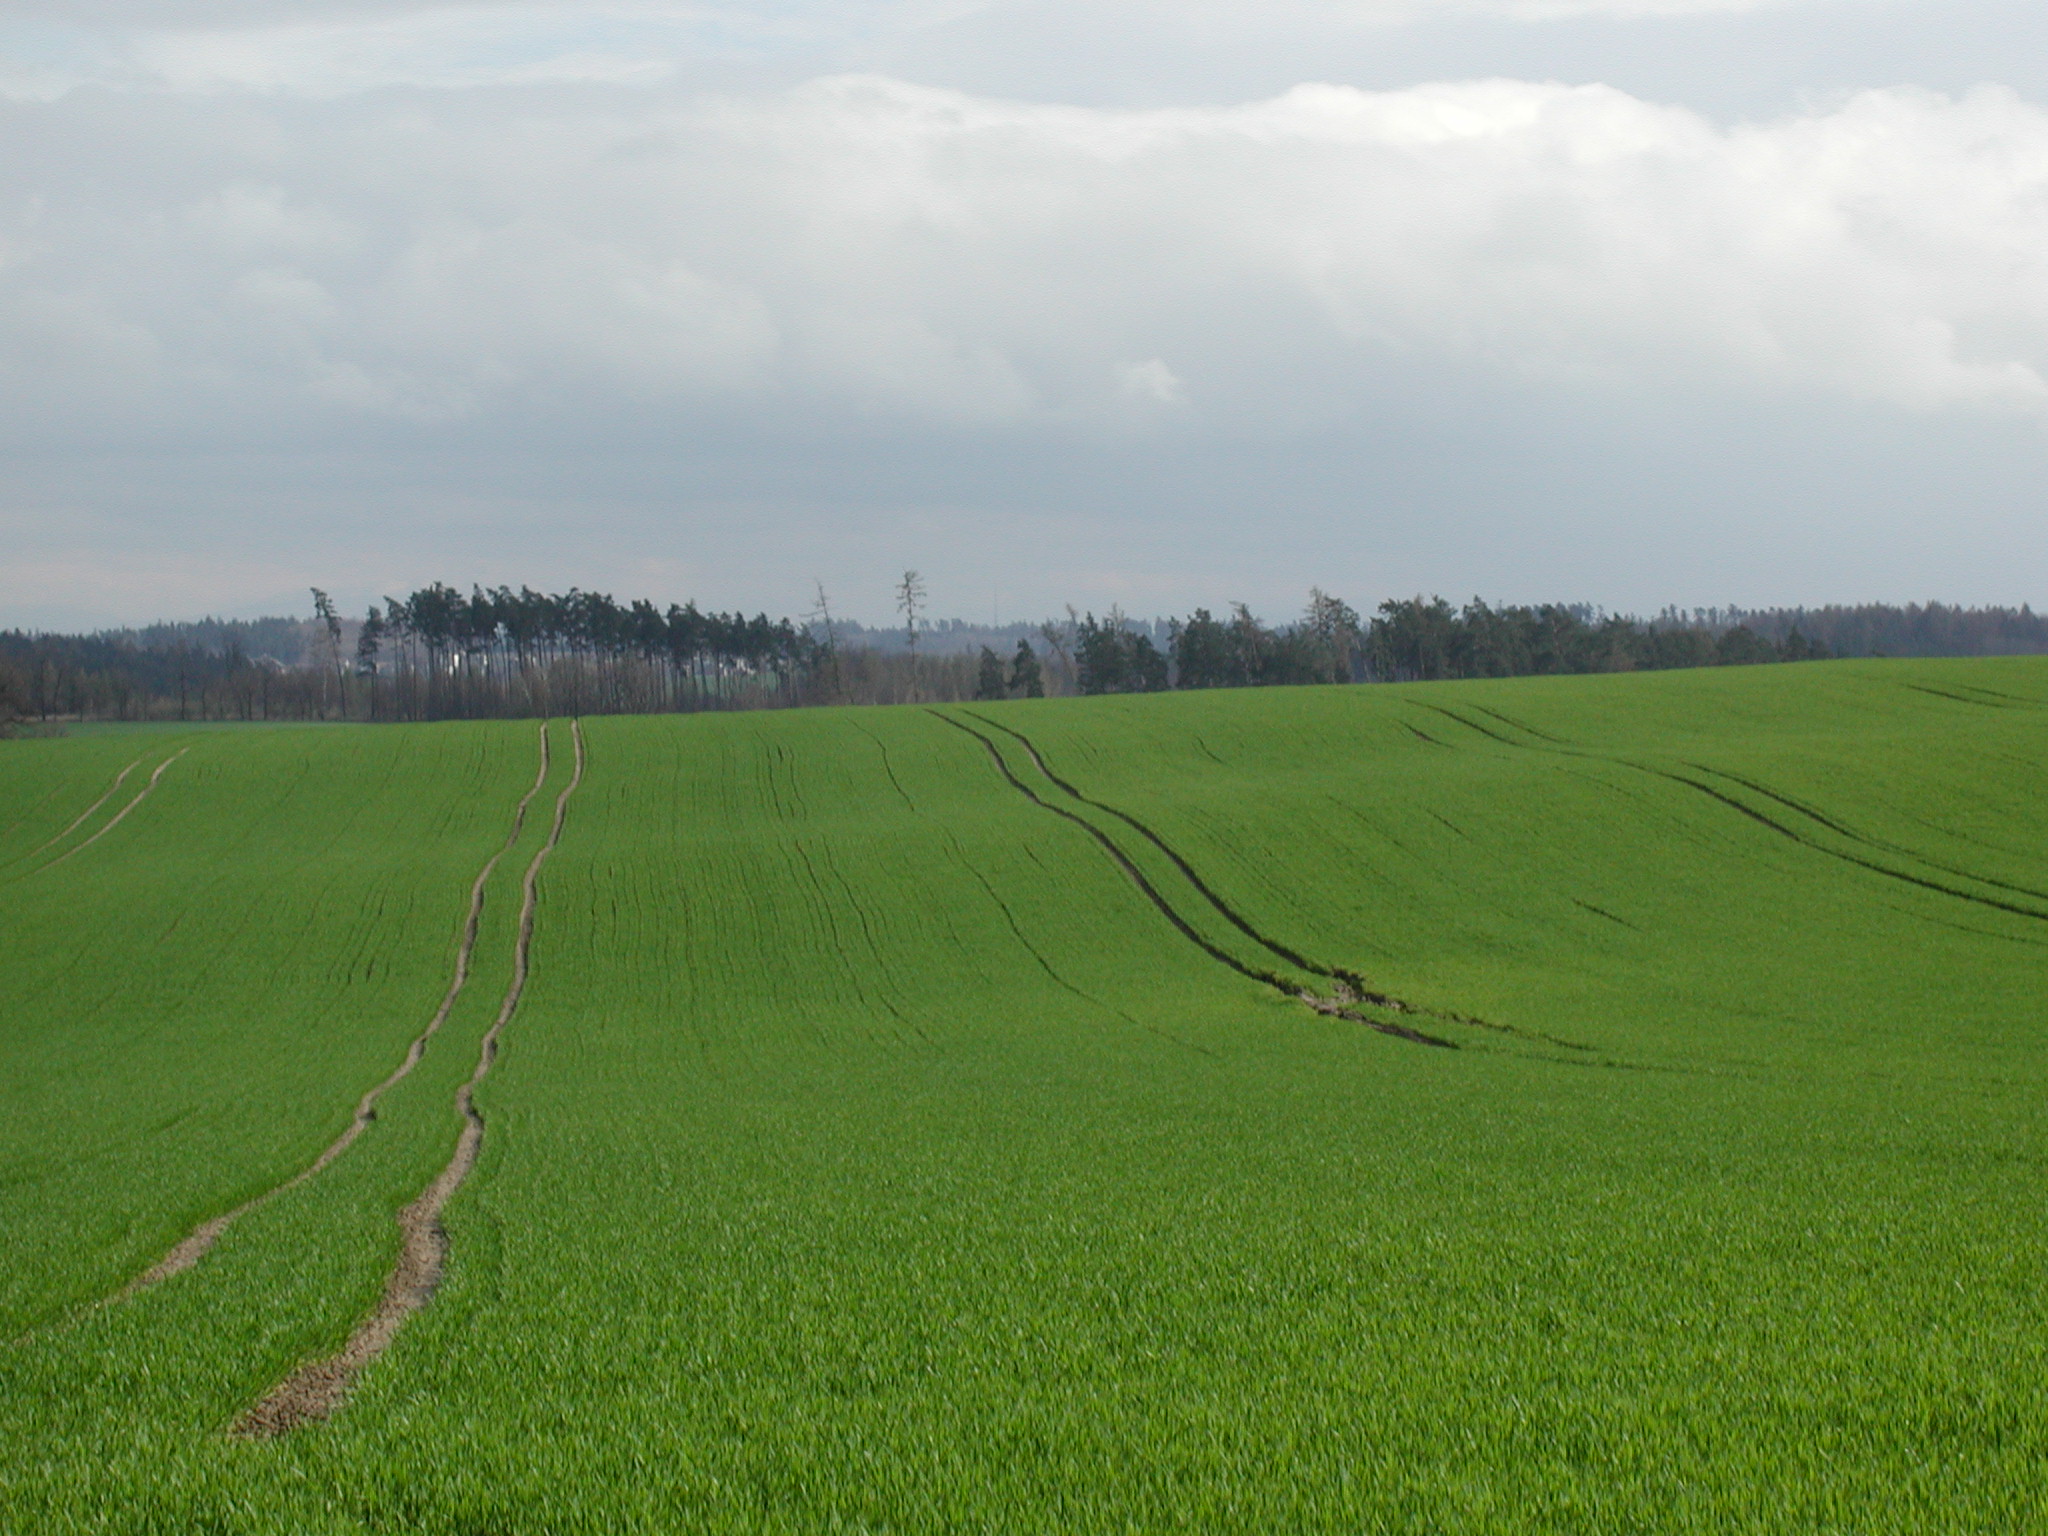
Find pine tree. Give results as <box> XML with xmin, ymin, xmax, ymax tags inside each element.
<box><xmin>1010</xmin><ymin>638</ymin><xmax>1045</xmax><ymax>698</ymax></box>
<box><xmin>974</xmin><ymin>646</ymin><xmax>1008</xmax><ymax>700</ymax></box>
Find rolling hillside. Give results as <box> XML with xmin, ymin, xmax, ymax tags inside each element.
<box><xmin>3</xmin><ymin>660</ymin><xmax>2045</xmax><ymax>1532</ymax></box>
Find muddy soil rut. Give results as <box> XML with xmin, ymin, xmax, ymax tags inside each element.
<box><xmin>109</xmin><ymin>723</ymin><xmax>556</xmax><ymax>1305</ymax></box>
<box><xmin>236</xmin><ymin>719</ymin><xmax>585</xmax><ymax>1437</ymax></box>
<box><xmin>38</xmin><ymin>750</ymin><xmax>187</xmax><ymax>872</ymax></box>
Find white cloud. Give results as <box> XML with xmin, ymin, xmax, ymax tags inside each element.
<box><xmin>0</xmin><ymin>0</ymin><xmax>1849</xmax><ymax>101</ymax></box>
<box><xmin>1118</xmin><ymin>358</ymin><xmax>1185</xmax><ymax>404</ymax></box>
<box><xmin>1</xmin><ymin>74</ymin><xmax>2046</xmax><ymax>448</ymax></box>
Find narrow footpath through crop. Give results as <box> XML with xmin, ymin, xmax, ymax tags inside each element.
<box><xmin>236</xmin><ymin>720</ymin><xmax>586</xmax><ymax>1437</ymax></box>
<box><xmin>107</xmin><ymin>723</ymin><xmax>557</xmax><ymax>1308</ymax></box>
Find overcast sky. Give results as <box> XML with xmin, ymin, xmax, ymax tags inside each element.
<box><xmin>4</xmin><ymin>0</ymin><xmax>2046</xmax><ymax>628</ymax></box>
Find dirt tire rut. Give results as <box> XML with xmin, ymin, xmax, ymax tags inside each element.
<box><xmin>236</xmin><ymin>719</ymin><xmax>585</xmax><ymax>1436</ymax></box>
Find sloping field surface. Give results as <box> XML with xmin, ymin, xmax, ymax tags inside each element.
<box><xmin>1</xmin><ymin>661</ymin><xmax>2045</xmax><ymax>1532</ymax></box>
<box><xmin>0</xmin><ymin>722</ymin><xmax>557</xmax><ymax>1334</ymax></box>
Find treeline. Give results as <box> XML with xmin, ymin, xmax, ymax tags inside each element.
<box><xmin>1016</xmin><ymin>593</ymin><xmax>1826</xmax><ymax>697</ymax></box>
<box><xmin>353</xmin><ymin>584</ymin><xmax>822</xmax><ymax>719</ymax></box>
<box><xmin>0</xmin><ymin>629</ymin><xmax>339</xmax><ymax>725</ymax></box>
<box><xmin>1720</xmin><ymin>602</ymin><xmax>2048</xmax><ymax>659</ymax></box>
<box><xmin>4</xmin><ymin>591</ymin><xmax>2044</xmax><ymax>727</ymax></box>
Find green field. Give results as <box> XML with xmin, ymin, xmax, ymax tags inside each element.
<box><xmin>2</xmin><ymin>659</ymin><xmax>2046</xmax><ymax>1532</ymax></box>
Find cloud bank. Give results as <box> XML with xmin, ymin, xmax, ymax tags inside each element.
<box><xmin>2</xmin><ymin>74</ymin><xmax>2046</xmax><ymax>448</ymax></box>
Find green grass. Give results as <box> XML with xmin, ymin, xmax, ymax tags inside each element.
<box><xmin>0</xmin><ymin>721</ymin><xmax>553</xmax><ymax>1335</ymax></box>
<box><xmin>2</xmin><ymin>661</ymin><xmax>2046</xmax><ymax>1531</ymax></box>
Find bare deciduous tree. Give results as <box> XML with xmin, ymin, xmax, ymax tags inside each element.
<box><xmin>896</xmin><ymin>569</ymin><xmax>927</xmax><ymax>698</ymax></box>
<box><xmin>311</xmin><ymin>588</ymin><xmax>347</xmax><ymax>717</ymax></box>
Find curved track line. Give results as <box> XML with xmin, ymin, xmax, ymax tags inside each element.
<box><xmin>1411</xmin><ymin>700</ymin><xmax>2048</xmax><ymax>924</ymax></box>
<box><xmin>961</xmin><ymin>710</ymin><xmax>1334</xmax><ymax>980</ymax></box>
<box><xmin>1684</xmin><ymin>760</ymin><xmax>2048</xmax><ymax>906</ymax></box>
<box><xmin>38</xmin><ymin>750</ymin><xmax>187</xmax><ymax>872</ymax></box>
<box><xmin>952</xmin><ymin>710</ymin><xmax>1598</xmax><ymax>1054</ymax></box>
<box><xmin>9</xmin><ymin>756</ymin><xmax>145</xmax><ymax>866</ymax></box>
<box><xmin>932</xmin><ymin>712</ymin><xmax>1456</xmax><ymax>1049</ymax></box>
<box><xmin>113</xmin><ymin>723</ymin><xmax>556</xmax><ymax>1303</ymax></box>
<box><xmin>237</xmin><ymin>719</ymin><xmax>585</xmax><ymax>1437</ymax></box>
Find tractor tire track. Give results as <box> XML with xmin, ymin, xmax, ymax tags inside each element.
<box><xmin>112</xmin><ymin>723</ymin><xmax>556</xmax><ymax>1304</ymax></box>
<box><xmin>37</xmin><ymin>750</ymin><xmax>188</xmax><ymax>872</ymax></box>
<box><xmin>968</xmin><ymin>710</ymin><xmax>1599</xmax><ymax>1053</ymax></box>
<box><xmin>956</xmin><ymin>709</ymin><xmax>1586</xmax><ymax>1043</ymax></box>
<box><xmin>960</xmin><ymin>710</ymin><xmax>1332</xmax><ymax>981</ymax></box>
<box><xmin>1906</xmin><ymin>682</ymin><xmax>2016</xmax><ymax>708</ymax></box>
<box><xmin>1412</xmin><ymin>700</ymin><xmax>2048</xmax><ymax>924</ymax></box>
<box><xmin>1655</xmin><ymin>766</ymin><xmax>2048</xmax><ymax>923</ymax></box>
<box><xmin>1684</xmin><ymin>761</ymin><xmax>2048</xmax><ymax>906</ymax></box>
<box><xmin>932</xmin><ymin>711</ymin><xmax>1457</xmax><ymax>1049</ymax></box>
<box><xmin>236</xmin><ymin>720</ymin><xmax>585</xmax><ymax>1437</ymax></box>
<box><xmin>8</xmin><ymin>756</ymin><xmax>145</xmax><ymax>867</ymax></box>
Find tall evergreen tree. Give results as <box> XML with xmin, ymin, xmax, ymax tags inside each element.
<box><xmin>974</xmin><ymin>645</ymin><xmax>1008</xmax><ymax>700</ymax></box>
<box><xmin>1010</xmin><ymin>638</ymin><xmax>1045</xmax><ymax>698</ymax></box>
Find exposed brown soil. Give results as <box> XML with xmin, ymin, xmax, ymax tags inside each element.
<box><xmin>235</xmin><ymin>719</ymin><xmax>585</xmax><ymax>1437</ymax></box>
<box><xmin>114</xmin><ymin>723</ymin><xmax>556</xmax><ymax>1302</ymax></box>
<box><xmin>15</xmin><ymin>756</ymin><xmax>144</xmax><ymax>864</ymax></box>
<box><xmin>40</xmin><ymin>750</ymin><xmax>187</xmax><ymax>871</ymax></box>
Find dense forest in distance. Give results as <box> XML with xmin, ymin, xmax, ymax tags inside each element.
<box><xmin>3</xmin><ymin>586</ymin><xmax>2045</xmax><ymax>727</ymax></box>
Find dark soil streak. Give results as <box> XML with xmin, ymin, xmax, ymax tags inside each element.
<box><xmin>1689</xmin><ymin>761</ymin><xmax>2048</xmax><ymax>906</ymax></box>
<box><xmin>235</xmin><ymin>720</ymin><xmax>585</xmax><ymax>1437</ymax></box>
<box><xmin>1407</xmin><ymin>701</ymin><xmax>1519</xmax><ymax>747</ymax></box>
<box><xmin>1417</xmin><ymin>696</ymin><xmax>2048</xmax><ymax>926</ymax></box>
<box><xmin>1468</xmin><ymin>704</ymin><xmax>1571</xmax><ymax>744</ymax></box>
<box><xmin>1572</xmin><ymin>898</ymin><xmax>1639</xmax><ymax>931</ymax></box>
<box><xmin>1651</xmin><ymin>767</ymin><xmax>2048</xmax><ymax>924</ymax></box>
<box><xmin>933</xmin><ymin>711</ymin><xmax>1456</xmax><ymax>1050</ymax></box>
<box><xmin>959</xmin><ymin>710</ymin><xmax>1331</xmax><ymax>980</ymax></box>
<box><xmin>849</xmin><ymin>721</ymin><xmax>917</xmax><ymax>814</ymax></box>
<box><xmin>1906</xmin><ymin>683</ymin><xmax>2014</xmax><ymax>708</ymax></box>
